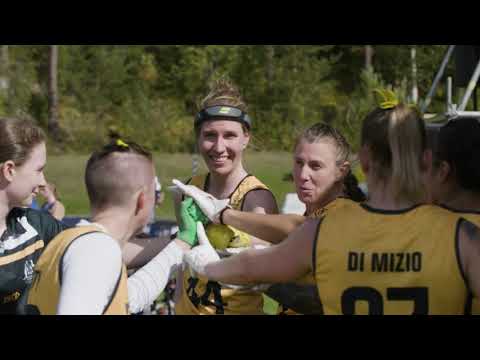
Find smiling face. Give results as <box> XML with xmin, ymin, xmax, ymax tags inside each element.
<box><xmin>197</xmin><ymin>120</ymin><xmax>250</xmax><ymax>177</ymax></box>
<box><xmin>293</xmin><ymin>139</ymin><xmax>343</xmax><ymax>210</ymax></box>
<box><xmin>6</xmin><ymin>142</ymin><xmax>47</xmax><ymax>208</ymax></box>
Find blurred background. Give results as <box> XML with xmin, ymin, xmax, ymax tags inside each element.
<box><xmin>0</xmin><ymin>45</ymin><xmax>471</xmax><ymax>219</ymax></box>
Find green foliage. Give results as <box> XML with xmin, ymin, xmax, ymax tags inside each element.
<box><xmin>0</xmin><ymin>93</ymin><xmax>6</xmax><ymax>116</ymax></box>
<box><xmin>0</xmin><ymin>45</ymin><xmax>452</xmax><ymax>153</ymax></box>
<box><xmin>333</xmin><ymin>69</ymin><xmax>382</xmax><ymax>151</ymax></box>
<box><xmin>3</xmin><ymin>46</ymin><xmax>41</xmax><ymax>120</ymax></box>
<box><xmin>333</xmin><ymin>68</ymin><xmax>412</xmax><ymax>151</ymax></box>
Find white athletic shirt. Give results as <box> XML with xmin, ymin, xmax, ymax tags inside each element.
<box><xmin>57</xmin><ymin>221</ymin><xmax>184</xmax><ymax>315</ymax></box>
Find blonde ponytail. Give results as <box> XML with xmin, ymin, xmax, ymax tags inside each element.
<box><xmin>388</xmin><ymin>105</ymin><xmax>426</xmax><ymax>202</ymax></box>
<box><xmin>361</xmin><ymin>104</ymin><xmax>426</xmax><ymax>203</ymax></box>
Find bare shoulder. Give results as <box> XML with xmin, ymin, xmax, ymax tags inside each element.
<box><xmin>458</xmin><ymin>218</ymin><xmax>480</xmax><ymax>272</ymax></box>
<box><xmin>458</xmin><ymin>218</ymin><xmax>480</xmax><ymax>298</ymax></box>
<box><xmin>243</xmin><ymin>189</ymin><xmax>279</xmax><ymax>214</ymax></box>
<box><xmin>458</xmin><ymin>218</ymin><xmax>480</xmax><ymax>254</ymax></box>
<box><xmin>460</xmin><ymin>219</ymin><xmax>480</xmax><ymax>240</ymax></box>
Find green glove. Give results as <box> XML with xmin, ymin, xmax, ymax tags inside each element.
<box><xmin>177</xmin><ymin>198</ymin><xmax>209</xmax><ymax>247</ymax></box>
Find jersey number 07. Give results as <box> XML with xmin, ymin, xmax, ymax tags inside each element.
<box><xmin>341</xmin><ymin>287</ymin><xmax>429</xmax><ymax>315</ymax></box>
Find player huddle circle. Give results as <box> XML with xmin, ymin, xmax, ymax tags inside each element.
<box><xmin>1</xmin><ymin>79</ymin><xmax>480</xmax><ymax>315</ymax></box>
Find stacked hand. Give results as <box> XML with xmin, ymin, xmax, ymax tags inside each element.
<box><xmin>177</xmin><ymin>198</ymin><xmax>209</xmax><ymax>247</ymax></box>
<box><xmin>182</xmin><ymin>222</ymin><xmax>270</xmax><ymax>292</ymax></box>
<box><xmin>184</xmin><ymin>223</ymin><xmax>221</xmax><ymax>277</ymax></box>
<box><xmin>171</xmin><ymin>180</ymin><xmax>231</xmax><ymax>224</ymax></box>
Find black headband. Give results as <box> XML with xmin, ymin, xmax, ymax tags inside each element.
<box><xmin>195</xmin><ymin>106</ymin><xmax>252</xmax><ymax>130</ymax></box>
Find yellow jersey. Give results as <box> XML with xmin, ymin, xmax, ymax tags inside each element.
<box><xmin>275</xmin><ymin>199</ymin><xmax>348</xmax><ymax>315</ymax></box>
<box><xmin>175</xmin><ymin>174</ymin><xmax>274</xmax><ymax>315</ymax></box>
<box><xmin>314</xmin><ymin>199</ymin><xmax>468</xmax><ymax>315</ymax></box>
<box><xmin>26</xmin><ymin>226</ymin><xmax>129</xmax><ymax>315</ymax></box>
<box><xmin>274</xmin><ymin>203</ymin><xmax>330</xmax><ymax>316</ymax></box>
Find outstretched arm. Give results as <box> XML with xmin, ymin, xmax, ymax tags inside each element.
<box><xmin>58</xmin><ymin>234</ymin><xmax>190</xmax><ymax>315</ymax></box>
<box><xmin>222</xmin><ymin>209</ymin><xmax>306</xmax><ymax>245</ymax></box>
<box><xmin>123</xmin><ymin>234</ymin><xmax>174</xmax><ymax>270</ymax></box>
<box><xmin>172</xmin><ymin>180</ymin><xmax>305</xmax><ymax>244</ymax></box>
<box><xmin>124</xmin><ymin>197</ymin><xmax>206</xmax><ymax>269</ymax></box>
<box><xmin>127</xmin><ymin>239</ymin><xmax>190</xmax><ymax>314</ymax></box>
<box><xmin>187</xmin><ymin>219</ymin><xmax>319</xmax><ymax>286</ymax></box>
<box><xmin>238</xmin><ymin>189</ymin><xmax>280</xmax><ymax>246</ymax></box>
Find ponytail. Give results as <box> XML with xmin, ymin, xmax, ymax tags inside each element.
<box><xmin>388</xmin><ymin>105</ymin><xmax>426</xmax><ymax>202</ymax></box>
<box><xmin>361</xmin><ymin>104</ymin><xmax>426</xmax><ymax>203</ymax></box>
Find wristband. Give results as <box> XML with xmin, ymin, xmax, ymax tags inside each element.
<box><xmin>219</xmin><ymin>207</ymin><xmax>232</xmax><ymax>225</ymax></box>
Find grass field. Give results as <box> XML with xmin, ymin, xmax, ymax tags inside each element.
<box><xmin>45</xmin><ymin>151</ymin><xmax>297</xmax><ymax>219</ymax></box>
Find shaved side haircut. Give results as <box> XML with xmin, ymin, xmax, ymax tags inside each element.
<box><xmin>85</xmin><ymin>141</ymin><xmax>155</xmax><ymax>211</ymax></box>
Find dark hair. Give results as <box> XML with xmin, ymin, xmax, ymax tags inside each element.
<box><xmin>0</xmin><ymin>117</ymin><xmax>46</xmax><ymax>166</ymax></box>
<box><xmin>343</xmin><ymin>171</ymin><xmax>367</xmax><ymax>202</ymax></box>
<box><xmin>361</xmin><ymin>104</ymin><xmax>426</xmax><ymax>202</ymax></box>
<box><xmin>87</xmin><ymin>140</ymin><xmax>153</xmax><ymax>166</ymax></box>
<box><xmin>85</xmin><ymin>140</ymin><xmax>153</xmax><ymax>209</ymax></box>
<box><xmin>434</xmin><ymin>118</ymin><xmax>480</xmax><ymax>193</ymax></box>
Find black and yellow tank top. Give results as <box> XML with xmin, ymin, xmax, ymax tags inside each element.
<box><xmin>440</xmin><ymin>205</ymin><xmax>480</xmax><ymax>315</ymax></box>
<box><xmin>26</xmin><ymin>226</ymin><xmax>129</xmax><ymax>315</ymax></box>
<box><xmin>175</xmin><ymin>174</ymin><xmax>273</xmax><ymax>315</ymax></box>
<box><xmin>314</xmin><ymin>199</ymin><xmax>468</xmax><ymax>315</ymax></box>
<box><xmin>0</xmin><ymin>208</ymin><xmax>66</xmax><ymax>315</ymax></box>
<box><xmin>274</xmin><ymin>202</ymin><xmax>339</xmax><ymax>315</ymax></box>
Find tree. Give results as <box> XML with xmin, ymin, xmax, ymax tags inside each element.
<box><xmin>0</xmin><ymin>45</ymin><xmax>452</xmax><ymax>152</ymax></box>
<box><xmin>411</xmin><ymin>45</ymin><xmax>418</xmax><ymax>104</ymax></box>
<box><xmin>365</xmin><ymin>45</ymin><xmax>374</xmax><ymax>71</ymax></box>
<box><xmin>0</xmin><ymin>45</ymin><xmax>9</xmax><ymax>112</ymax></box>
<box><xmin>265</xmin><ymin>45</ymin><xmax>275</xmax><ymax>97</ymax></box>
<box><xmin>48</xmin><ymin>45</ymin><xmax>62</xmax><ymax>141</ymax></box>
<box><xmin>0</xmin><ymin>46</ymin><xmax>9</xmax><ymax>91</ymax></box>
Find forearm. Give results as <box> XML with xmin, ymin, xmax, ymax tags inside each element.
<box><xmin>223</xmin><ymin>209</ymin><xmax>306</xmax><ymax>244</ymax></box>
<box><xmin>202</xmin><ymin>222</ymin><xmax>315</xmax><ymax>286</ymax></box>
<box><xmin>128</xmin><ymin>240</ymin><xmax>189</xmax><ymax>314</ymax></box>
<box><xmin>204</xmin><ymin>250</ymin><xmax>255</xmax><ymax>285</ymax></box>
<box><xmin>123</xmin><ymin>234</ymin><xmax>174</xmax><ymax>269</ymax></box>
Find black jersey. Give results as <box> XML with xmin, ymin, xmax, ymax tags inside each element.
<box><xmin>0</xmin><ymin>208</ymin><xmax>67</xmax><ymax>314</ymax></box>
